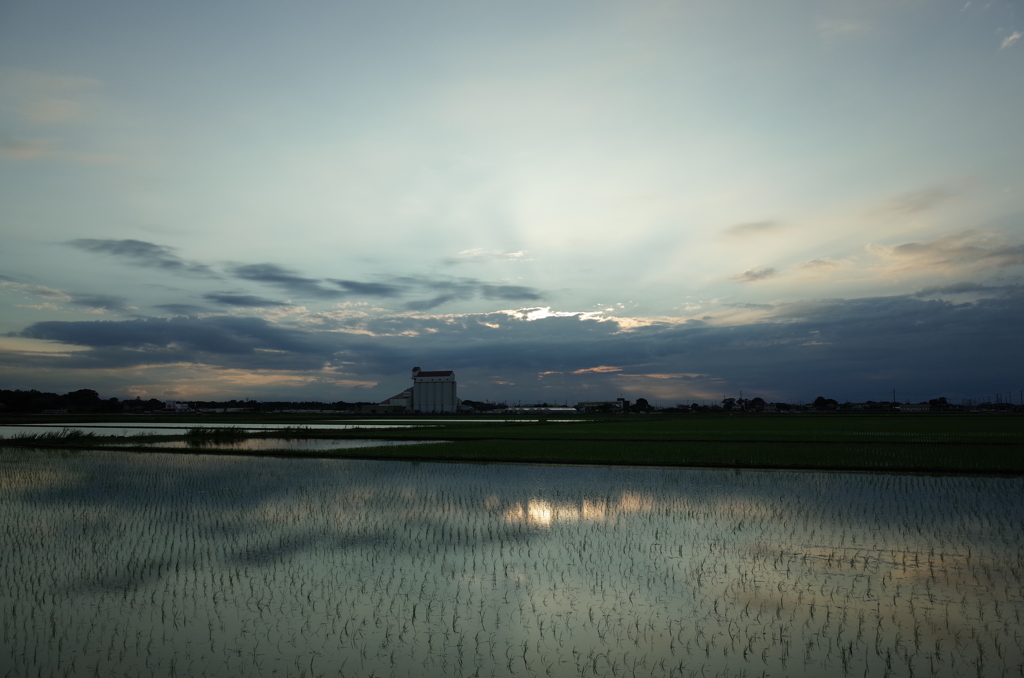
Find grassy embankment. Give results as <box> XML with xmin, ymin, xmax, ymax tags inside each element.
<box><xmin>2</xmin><ymin>413</ymin><xmax>1022</xmax><ymax>474</ymax></box>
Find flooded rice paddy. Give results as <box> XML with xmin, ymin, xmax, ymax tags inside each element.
<box><xmin>0</xmin><ymin>422</ymin><xmax>430</xmax><ymax>438</ymax></box>
<box><xmin>139</xmin><ymin>439</ymin><xmax>443</xmax><ymax>451</ymax></box>
<box><xmin>0</xmin><ymin>419</ymin><xmax>581</xmax><ymax>438</ymax></box>
<box><xmin>1</xmin><ymin>449</ymin><xmax>1021</xmax><ymax>678</ymax></box>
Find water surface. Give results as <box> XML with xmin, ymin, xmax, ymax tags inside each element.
<box><xmin>0</xmin><ymin>421</ymin><xmax>430</xmax><ymax>437</ymax></box>
<box><xmin>1</xmin><ymin>449</ymin><xmax>1020</xmax><ymax>677</ymax></box>
<box><xmin>138</xmin><ymin>438</ymin><xmax>443</xmax><ymax>451</ymax></box>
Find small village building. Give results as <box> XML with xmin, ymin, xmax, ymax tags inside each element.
<box><xmin>380</xmin><ymin>388</ymin><xmax>413</xmax><ymax>410</ymax></box>
<box><xmin>576</xmin><ymin>398</ymin><xmax>630</xmax><ymax>413</ymax></box>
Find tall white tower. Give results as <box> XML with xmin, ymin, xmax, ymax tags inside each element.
<box><xmin>411</xmin><ymin>367</ymin><xmax>457</xmax><ymax>413</ymax></box>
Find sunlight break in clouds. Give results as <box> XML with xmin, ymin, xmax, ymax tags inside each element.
<box><xmin>502</xmin><ymin>307</ymin><xmax>606</xmax><ymax>322</ymax></box>
<box><xmin>572</xmin><ymin>366</ymin><xmax>623</xmax><ymax>374</ymax></box>
<box><xmin>445</xmin><ymin>249</ymin><xmax>529</xmax><ymax>264</ymax></box>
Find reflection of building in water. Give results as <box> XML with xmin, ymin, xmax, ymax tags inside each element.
<box><xmin>377</xmin><ymin>367</ymin><xmax>458</xmax><ymax>413</ymax></box>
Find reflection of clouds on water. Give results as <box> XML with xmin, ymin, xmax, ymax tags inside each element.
<box><xmin>502</xmin><ymin>492</ymin><xmax>660</xmax><ymax>527</ymax></box>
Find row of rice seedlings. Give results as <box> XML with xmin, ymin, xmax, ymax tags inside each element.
<box><xmin>275</xmin><ymin>425</ymin><xmax>315</xmax><ymax>439</ymax></box>
<box><xmin>183</xmin><ymin>427</ymin><xmax>250</xmax><ymax>440</ymax></box>
<box><xmin>0</xmin><ymin>448</ymin><xmax>1021</xmax><ymax>677</ymax></box>
<box><xmin>0</xmin><ymin>428</ymin><xmax>99</xmax><ymax>443</ymax></box>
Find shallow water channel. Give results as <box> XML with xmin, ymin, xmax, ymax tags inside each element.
<box><xmin>138</xmin><ymin>438</ymin><xmax>443</xmax><ymax>451</ymax></box>
<box><xmin>1</xmin><ymin>449</ymin><xmax>1021</xmax><ymax>678</ymax></box>
<box><xmin>0</xmin><ymin>422</ymin><xmax>430</xmax><ymax>437</ymax></box>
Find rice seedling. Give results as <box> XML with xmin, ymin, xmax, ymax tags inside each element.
<box><xmin>1</xmin><ymin>428</ymin><xmax>99</xmax><ymax>444</ymax></box>
<box><xmin>0</xmin><ymin>447</ymin><xmax>1021</xmax><ymax>677</ymax></box>
<box><xmin>183</xmin><ymin>427</ymin><xmax>250</xmax><ymax>440</ymax></box>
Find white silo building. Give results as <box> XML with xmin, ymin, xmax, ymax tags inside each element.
<box><xmin>410</xmin><ymin>367</ymin><xmax>457</xmax><ymax>413</ymax></box>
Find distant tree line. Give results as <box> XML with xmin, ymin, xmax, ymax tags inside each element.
<box><xmin>0</xmin><ymin>389</ymin><xmax>368</xmax><ymax>414</ymax></box>
<box><xmin>1</xmin><ymin>388</ymin><xmax>1011</xmax><ymax>416</ymax></box>
<box><xmin>0</xmin><ymin>389</ymin><xmax>124</xmax><ymax>414</ymax></box>
<box><xmin>189</xmin><ymin>399</ymin><xmax>358</xmax><ymax>412</ymax></box>
<box><xmin>459</xmin><ymin>399</ymin><xmax>507</xmax><ymax>412</ymax></box>
<box><xmin>653</xmin><ymin>395</ymin><xmax>976</xmax><ymax>413</ymax></box>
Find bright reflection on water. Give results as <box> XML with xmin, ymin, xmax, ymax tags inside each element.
<box><xmin>1</xmin><ymin>449</ymin><xmax>1021</xmax><ymax>678</ymax></box>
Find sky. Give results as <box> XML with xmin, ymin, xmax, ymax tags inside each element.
<box><xmin>1</xmin><ymin>0</ymin><xmax>1023</xmax><ymax>406</ymax></box>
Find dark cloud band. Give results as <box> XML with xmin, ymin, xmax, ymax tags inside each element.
<box><xmin>68</xmin><ymin>239</ymin><xmax>216</xmax><ymax>276</ymax></box>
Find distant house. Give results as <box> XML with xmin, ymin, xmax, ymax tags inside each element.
<box><xmin>381</xmin><ymin>388</ymin><xmax>413</xmax><ymax>410</ymax></box>
<box><xmin>576</xmin><ymin>398</ymin><xmax>630</xmax><ymax>413</ymax></box>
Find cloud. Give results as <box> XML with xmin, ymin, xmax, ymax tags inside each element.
<box><xmin>404</xmin><ymin>294</ymin><xmax>464</xmax><ymax>311</ymax></box>
<box><xmin>8</xmin><ymin>315</ymin><xmax>344</xmax><ymax>371</ymax></box>
<box><xmin>0</xmin><ymin>279</ymin><xmax>132</xmax><ymax>313</ymax></box>
<box><xmin>869</xmin><ymin>231</ymin><xmax>1024</xmax><ymax>272</ymax></box>
<box><xmin>230</xmin><ymin>263</ymin><xmax>344</xmax><ymax>299</ymax></box>
<box><xmin>1</xmin><ymin>136</ymin><xmax>59</xmax><ymax>160</ymax></box>
<box><xmin>0</xmin><ymin>68</ymin><xmax>102</xmax><ymax>125</ymax></box>
<box><xmin>154</xmin><ymin>304</ymin><xmax>207</xmax><ymax>315</ymax></box>
<box><xmin>0</xmin><ymin>279</ymin><xmax>70</xmax><ymax>302</ymax></box>
<box><xmin>0</xmin><ymin>136</ymin><xmax>123</xmax><ymax>164</ymax></box>
<box><xmin>443</xmin><ymin>249</ymin><xmax>530</xmax><ymax>265</ymax></box>
<box><xmin>723</xmin><ymin>220</ymin><xmax>781</xmax><ymax>237</ymax></box>
<box><xmin>65</xmin><ymin>243</ymin><xmax>545</xmax><ymax>309</ymax></box>
<box><xmin>1001</xmin><ymin>31</ymin><xmax>1021</xmax><ymax>49</ymax></box>
<box><xmin>327</xmin><ymin>280</ymin><xmax>404</xmax><ymax>297</ymax></box>
<box><xmin>621</xmin><ymin>373</ymin><xmax>709</xmax><ymax>380</ymax></box>
<box><xmin>913</xmin><ymin>282</ymin><xmax>1005</xmax><ymax>297</ymax></box>
<box><xmin>796</xmin><ymin>258</ymin><xmax>846</xmax><ymax>279</ymax></box>
<box><xmin>0</xmin><ymin>69</ymin><xmax>130</xmax><ymax>165</ymax></box>
<box><xmin>66</xmin><ymin>294</ymin><xmax>133</xmax><ymax>313</ymax></box>
<box><xmin>231</xmin><ymin>268</ymin><xmax>542</xmax><ymax>307</ymax></box>
<box><xmin>5</xmin><ymin>288</ymin><xmax>1024</xmax><ymax>403</ymax></box>
<box><xmin>724</xmin><ymin>302</ymin><xmax>776</xmax><ymax>310</ymax></box>
<box><xmin>572</xmin><ymin>366</ymin><xmax>623</xmax><ymax>374</ymax></box>
<box><xmin>481</xmin><ymin>285</ymin><xmax>543</xmax><ymax>301</ymax></box>
<box><xmin>391</xmin><ymin>275</ymin><xmax>543</xmax><ymax>310</ymax></box>
<box><xmin>731</xmin><ymin>267</ymin><xmax>777</xmax><ymax>282</ymax></box>
<box><xmin>869</xmin><ymin>188</ymin><xmax>954</xmax><ymax>218</ymax></box>
<box><xmin>800</xmin><ymin>258</ymin><xmax>841</xmax><ymax>269</ymax></box>
<box><xmin>203</xmin><ymin>293</ymin><xmax>291</xmax><ymax>308</ymax></box>
<box><xmin>69</xmin><ymin>239</ymin><xmax>216</xmax><ymax>276</ymax></box>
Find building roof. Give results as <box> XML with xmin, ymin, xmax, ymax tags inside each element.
<box><xmin>414</xmin><ymin>370</ymin><xmax>454</xmax><ymax>377</ymax></box>
<box><xmin>381</xmin><ymin>389</ymin><xmax>411</xmax><ymax>404</ymax></box>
